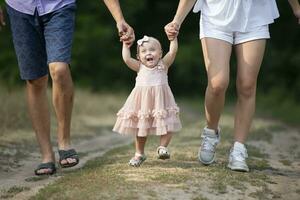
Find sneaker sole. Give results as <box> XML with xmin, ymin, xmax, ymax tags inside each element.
<box><xmin>198</xmin><ymin>153</ymin><xmax>216</xmax><ymax>165</ymax></box>
<box><xmin>227</xmin><ymin>164</ymin><xmax>249</xmax><ymax>172</ymax></box>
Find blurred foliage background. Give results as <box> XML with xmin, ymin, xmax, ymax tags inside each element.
<box><xmin>0</xmin><ymin>0</ymin><xmax>299</xmax><ymax>99</ymax></box>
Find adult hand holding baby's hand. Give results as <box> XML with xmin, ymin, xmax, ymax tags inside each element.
<box><xmin>117</xmin><ymin>20</ymin><xmax>135</xmax><ymax>47</ymax></box>
<box><xmin>164</xmin><ymin>22</ymin><xmax>180</xmax><ymax>41</ymax></box>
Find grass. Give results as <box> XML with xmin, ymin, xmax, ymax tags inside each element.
<box><xmin>279</xmin><ymin>159</ymin><xmax>292</xmax><ymax>166</ymax></box>
<box><xmin>0</xmin><ymin>86</ymin><xmax>126</xmax><ymax>172</ymax></box>
<box><xmin>0</xmin><ymin>186</ymin><xmax>30</xmax><ymax>199</ymax></box>
<box><xmin>28</xmin><ymin>96</ymin><xmax>279</xmax><ymax>200</ymax></box>
<box><xmin>1</xmin><ymin>88</ymin><xmax>299</xmax><ymax>199</ymax></box>
<box><xmin>257</xmin><ymin>90</ymin><xmax>300</xmax><ymax>126</ymax></box>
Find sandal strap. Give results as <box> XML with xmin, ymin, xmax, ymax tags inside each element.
<box><xmin>37</xmin><ymin>162</ymin><xmax>55</xmax><ymax>169</ymax></box>
<box><xmin>129</xmin><ymin>154</ymin><xmax>146</xmax><ymax>166</ymax></box>
<box><xmin>157</xmin><ymin>146</ymin><xmax>168</xmax><ymax>153</ymax></box>
<box><xmin>134</xmin><ymin>152</ymin><xmax>144</xmax><ymax>157</ymax></box>
<box><xmin>58</xmin><ymin>149</ymin><xmax>78</xmax><ymax>161</ymax></box>
<box><xmin>35</xmin><ymin>162</ymin><xmax>56</xmax><ymax>175</ymax></box>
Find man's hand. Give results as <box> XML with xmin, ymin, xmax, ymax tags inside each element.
<box><xmin>117</xmin><ymin>20</ymin><xmax>135</xmax><ymax>47</ymax></box>
<box><xmin>0</xmin><ymin>6</ymin><xmax>6</xmax><ymax>31</ymax></box>
<box><xmin>164</xmin><ymin>22</ymin><xmax>180</xmax><ymax>41</ymax></box>
<box><xmin>294</xmin><ymin>8</ymin><xmax>300</xmax><ymax>24</ymax></box>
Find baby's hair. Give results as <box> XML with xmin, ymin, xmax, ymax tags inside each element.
<box><xmin>136</xmin><ymin>36</ymin><xmax>163</xmax><ymax>60</ymax></box>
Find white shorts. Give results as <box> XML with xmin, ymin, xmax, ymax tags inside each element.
<box><xmin>199</xmin><ymin>21</ymin><xmax>270</xmax><ymax>45</ymax></box>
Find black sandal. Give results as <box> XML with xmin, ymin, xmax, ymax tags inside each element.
<box><xmin>58</xmin><ymin>149</ymin><xmax>79</xmax><ymax>168</ymax></box>
<box><xmin>34</xmin><ymin>162</ymin><xmax>56</xmax><ymax>176</ymax></box>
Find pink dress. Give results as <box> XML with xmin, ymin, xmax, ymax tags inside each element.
<box><xmin>113</xmin><ymin>61</ymin><xmax>182</xmax><ymax>137</ymax></box>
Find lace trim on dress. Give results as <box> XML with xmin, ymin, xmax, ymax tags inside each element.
<box><xmin>116</xmin><ymin>107</ymin><xmax>180</xmax><ymax>120</ymax></box>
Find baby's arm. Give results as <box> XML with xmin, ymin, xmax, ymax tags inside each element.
<box><xmin>122</xmin><ymin>43</ymin><xmax>140</xmax><ymax>71</ymax></box>
<box><xmin>288</xmin><ymin>0</ymin><xmax>300</xmax><ymax>24</ymax></box>
<box><xmin>162</xmin><ymin>38</ymin><xmax>178</xmax><ymax>68</ymax></box>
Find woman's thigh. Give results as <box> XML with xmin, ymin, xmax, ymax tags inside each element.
<box><xmin>235</xmin><ymin>39</ymin><xmax>266</xmax><ymax>87</ymax></box>
<box><xmin>201</xmin><ymin>38</ymin><xmax>232</xmax><ymax>86</ymax></box>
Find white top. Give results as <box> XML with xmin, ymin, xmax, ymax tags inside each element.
<box><xmin>193</xmin><ymin>0</ymin><xmax>280</xmax><ymax>32</ymax></box>
<box><xmin>135</xmin><ymin>61</ymin><xmax>168</xmax><ymax>87</ymax></box>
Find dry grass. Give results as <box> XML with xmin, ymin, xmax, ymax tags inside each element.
<box><xmin>30</xmin><ymin>97</ymin><xmax>282</xmax><ymax>200</ymax></box>
<box><xmin>1</xmin><ymin>88</ymin><xmax>298</xmax><ymax>200</ymax></box>
<box><xmin>0</xmin><ymin>86</ymin><xmax>126</xmax><ymax>172</ymax></box>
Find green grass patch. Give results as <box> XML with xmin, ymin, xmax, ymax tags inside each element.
<box><xmin>257</xmin><ymin>91</ymin><xmax>300</xmax><ymax>126</ymax></box>
<box><xmin>1</xmin><ymin>186</ymin><xmax>30</xmax><ymax>199</ymax></box>
<box><xmin>279</xmin><ymin>159</ymin><xmax>292</xmax><ymax>166</ymax></box>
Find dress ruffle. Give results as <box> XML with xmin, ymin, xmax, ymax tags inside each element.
<box><xmin>113</xmin><ymin>85</ymin><xmax>182</xmax><ymax>136</ymax></box>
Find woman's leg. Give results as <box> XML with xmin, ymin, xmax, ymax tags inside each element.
<box><xmin>228</xmin><ymin>39</ymin><xmax>266</xmax><ymax>172</ymax></box>
<box><xmin>201</xmin><ymin>38</ymin><xmax>232</xmax><ymax>130</ymax></box>
<box><xmin>199</xmin><ymin>38</ymin><xmax>232</xmax><ymax>164</ymax></box>
<box><xmin>234</xmin><ymin>39</ymin><xmax>266</xmax><ymax>143</ymax></box>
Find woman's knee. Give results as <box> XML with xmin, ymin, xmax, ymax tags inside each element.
<box><xmin>237</xmin><ymin>81</ymin><xmax>257</xmax><ymax>98</ymax></box>
<box><xmin>207</xmin><ymin>80</ymin><xmax>229</xmax><ymax>96</ymax></box>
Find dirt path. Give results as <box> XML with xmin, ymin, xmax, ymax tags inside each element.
<box><xmin>1</xmin><ymin>103</ymin><xmax>300</xmax><ymax>200</ymax></box>
<box><xmin>248</xmin><ymin>121</ymin><xmax>300</xmax><ymax>200</ymax></box>
<box><xmin>0</xmin><ymin>132</ymin><xmax>131</xmax><ymax>200</ymax></box>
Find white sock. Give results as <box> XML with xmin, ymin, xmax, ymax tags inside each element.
<box><xmin>234</xmin><ymin>141</ymin><xmax>245</xmax><ymax>149</ymax></box>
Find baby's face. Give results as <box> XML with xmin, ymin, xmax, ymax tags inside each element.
<box><xmin>138</xmin><ymin>39</ymin><xmax>162</xmax><ymax>68</ymax></box>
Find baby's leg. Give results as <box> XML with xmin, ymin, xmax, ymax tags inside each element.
<box><xmin>160</xmin><ymin>132</ymin><xmax>173</xmax><ymax>147</ymax></box>
<box><xmin>135</xmin><ymin>136</ymin><xmax>147</xmax><ymax>155</ymax></box>
<box><xmin>157</xmin><ymin>132</ymin><xmax>173</xmax><ymax>159</ymax></box>
<box><xmin>128</xmin><ymin>136</ymin><xmax>147</xmax><ymax>167</ymax></box>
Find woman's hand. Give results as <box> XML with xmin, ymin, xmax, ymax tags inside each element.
<box><xmin>164</xmin><ymin>22</ymin><xmax>180</xmax><ymax>41</ymax></box>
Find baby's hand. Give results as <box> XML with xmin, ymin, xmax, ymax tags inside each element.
<box><xmin>164</xmin><ymin>22</ymin><xmax>180</xmax><ymax>41</ymax></box>
<box><xmin>123</xmin><ymin>41</ymin><xmax>131</xmax><ymax>49</ymax></box>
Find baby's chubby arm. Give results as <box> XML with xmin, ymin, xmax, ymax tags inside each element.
<box><xmin>162</xmin><ymin>38</ymin><xmax>178</xmax><ymax>68</ymax></box>
<box><xmin>122</xmin><ymin>43</ymin><xmax>140</xmax><ymax>71</ymax></box>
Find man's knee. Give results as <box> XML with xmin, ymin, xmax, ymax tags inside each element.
<box><xmin>49</xmin><ymin>62</ymin><xmax>71</xmax><ymax>84</ymax></box>
<box><xmin>27</xmin><ymin>75</ymin><xmax>48</xmax><ymax>90</ymax></box>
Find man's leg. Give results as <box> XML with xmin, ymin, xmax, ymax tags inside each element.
<box><xmin>43</xmin><ymin>3</ymin><xmax>77</xmax><ymax>166</ymax></box>
<box><xmin>49</xmin><ymin>62</ymin><xmax>75</xmax><ymax>165</ymax></box>
<box><xmin>6</xmin><ymin>4</ymin><xmax>56</xmax><ymax>174</ymax></box>
<box><xmin>26</xmin><ymin>75</ymin><xmax>55</xmax><ymax>174</ymax></box>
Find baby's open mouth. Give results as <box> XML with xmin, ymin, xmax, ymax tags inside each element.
<box><xmin>146</xmin><ymin>57</ymin><xmax>153</xmax><ymax>61</ymax></box>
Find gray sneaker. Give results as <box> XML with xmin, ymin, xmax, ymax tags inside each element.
<box><xmin>198</xmin><ymin>127</ymin><xmax>220</xmax><ymax>165</ymax></box>
<box><xmin>227</xmin><ymin>142</ymin><xmax>249</xmax><ymax>172</ymax></box>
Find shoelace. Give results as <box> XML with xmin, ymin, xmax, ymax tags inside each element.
<box><xmin>231</xmin><ymin>148</ymin><xmax>248</xmax><ymax>162</ymax></box>
<box><xmin>201</xmin><ymin>136</ymin><xmax>218</xmax><ymax>152</ymax></box>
